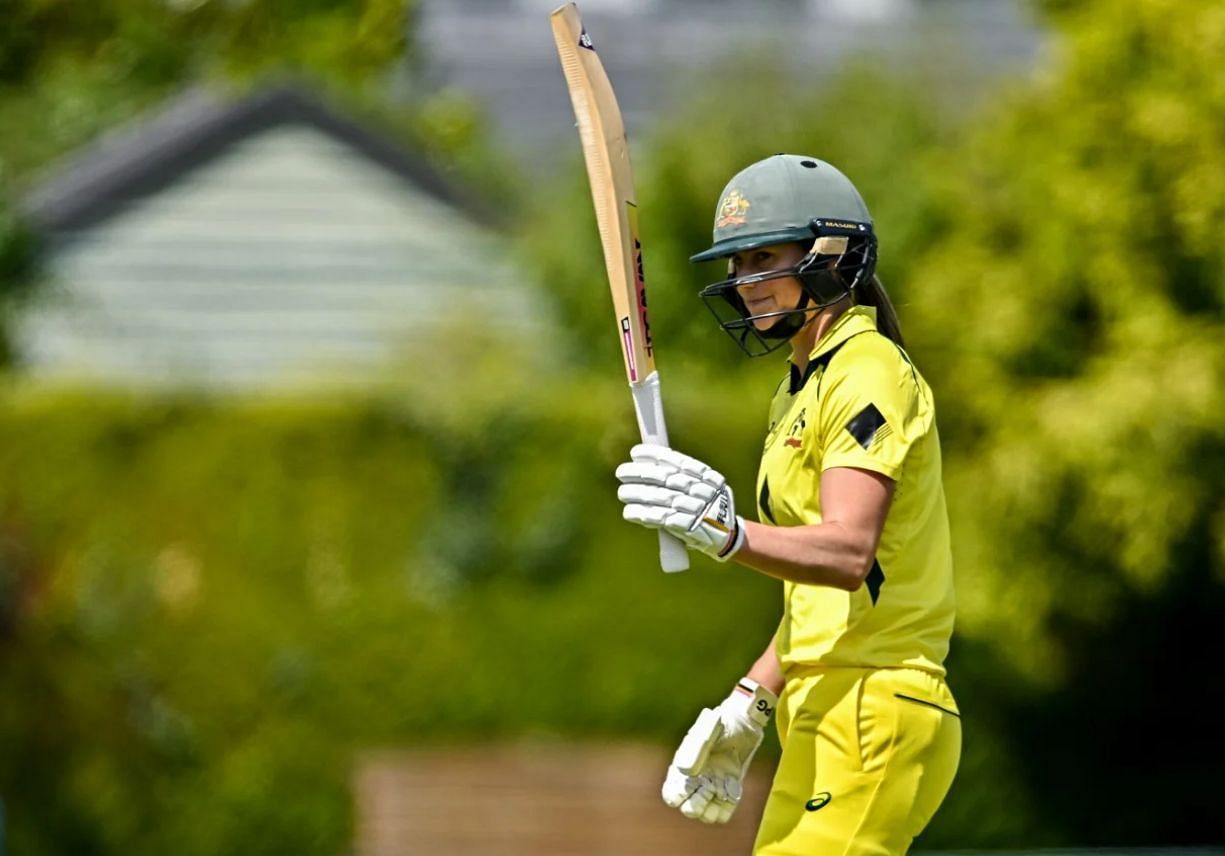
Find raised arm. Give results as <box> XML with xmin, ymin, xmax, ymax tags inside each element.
<box><xmin>617</xmin><ymin>448</ymin><xmax>893</xmax><ymax>590</ymax></box>
<box><xmin>734</xmin><ymin>466</ymin><xmax>894</xmax><ymax>589</ymax></box>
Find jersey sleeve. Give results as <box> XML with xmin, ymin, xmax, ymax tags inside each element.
<box><xmin>816</xmin><ymin>339</ymin><xmax>924</xmax><ymax>480</ymax></box>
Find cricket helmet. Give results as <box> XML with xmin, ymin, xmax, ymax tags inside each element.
<box><xmin>691</xmin><ymin>154</ymin><xmax>878</xmax><ymax>356</ymax></box>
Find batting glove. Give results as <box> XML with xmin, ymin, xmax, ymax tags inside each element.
<box><xmin>661</xmin><ymin>678</ymin><xmax>778</xmax><ymax>824</ymax></box>
<box><xmin>615</xmin><ymin>444</ymin><xmax>746</xmax><ymax>561</ymax></box>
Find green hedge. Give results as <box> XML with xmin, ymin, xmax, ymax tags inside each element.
<box><xmin>0</xmin><ymin>377</ymin><xmax>784</xmax><ymax>856</ymax></box>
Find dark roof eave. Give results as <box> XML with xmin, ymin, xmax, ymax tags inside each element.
<box><xmin>20</xmin><ymin>82</ymin><xmax>495</xmax><ymax>234</ymax></box>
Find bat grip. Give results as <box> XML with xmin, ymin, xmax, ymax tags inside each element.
<box><xmin>630</xmin><ymin>372</ymin><xmax>690</xmax><ymax>573</ymax></box>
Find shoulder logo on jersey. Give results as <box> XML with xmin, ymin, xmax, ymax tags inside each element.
<box><xmin>715</xmin><ymin>189</ymin><xmax>751</xmax><ymax>228</ymax></box>
<box><xmin>846</xmin><ymin>403</ymin><xmax>889</xmax><ymax>449</ymax></box>
<box><xmin>784</xmin><ymin>407</ymin><xmax>806</xmax><ymax>449</ymax></box>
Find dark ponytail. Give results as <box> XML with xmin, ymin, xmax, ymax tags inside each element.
<box><xmin>857</xmin><ymin>275</ymin><xmax>904</xmax><ymax>348</ymax></box>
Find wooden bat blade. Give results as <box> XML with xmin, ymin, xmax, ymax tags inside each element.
<box><xmin>550</xmin><ymin>3</ymin><xmax>655</xmax><ymax>385</ymax></box>
<box><xmin>551</xmin><ymin>3</ymin><xmax>689</xmax><ymax>573</ymax></box>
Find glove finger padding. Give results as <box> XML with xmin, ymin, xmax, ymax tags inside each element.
<box><xmin>614</xmin><ymin>461</ymin><xmax>676</xmax><ymax>486</ymax></box>
<box><xmin>617</xmin><ymin>484</ymin><xmax>708</xmax><ymax>516</ymax></box>
<box><xmin>621</xmin><ymin>503</ymin><xmax>669</xmax><ymax>529</ymax></box>
<box><xmin>684</xmin><ymin>480</ymin><xmax>719</xmax><ymax>502</ymax></box>
<box><xmin>630</xmin><ymin>444</ymin><xmax>727</xmax><ymax>487</ymax></box>
<box><xmin>616</xmin><ymin>461</ymin><xmax>706</xmax><ymax>494</ymax></box>
<box><xmin>680</xmin><ymin>776</ymin><xmax>737</xmax><ymax>825</ymax></box>
<box><xmin>698</xmin><ymin>794</ymin><xmax>724</xmax><ymax>824</ymax></box>
<box><xmin>662</xmin><ymin>766</ymin><xmax>719</xmax><ymax>821</ymax></box>
<box><xmin>661</xmin><ymin>765</ymin><xmax>700</xmax><ymax>810</ymax></box>
<box><xmin>616</xmin><ymin>483</ymin><xmax>678</xmax><ymax>507</ymax></box>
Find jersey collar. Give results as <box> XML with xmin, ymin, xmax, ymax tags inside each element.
<box><xmin>787</xmin><ymin>305</ymin><xmax>878</xmax><ymax>394</ymax></box>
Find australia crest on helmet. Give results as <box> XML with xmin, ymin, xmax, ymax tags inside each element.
<box><xmin>715</xmin><ymin>189</ymin><xmax>751</xmax><ymax>228</ymax></box>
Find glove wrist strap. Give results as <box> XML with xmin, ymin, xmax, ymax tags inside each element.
<box><xmin>728</xmin><ymin>677</ymin><xmax>778</xmax><ymax>727</ymax></box>
<box><xmin>716</xmin><ymin>516</ymin><xmax>746</xmax><ymax>561</ymax></box>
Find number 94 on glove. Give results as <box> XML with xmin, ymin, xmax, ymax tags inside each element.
<box><xmin>615</xmin><ymin>444</ymin><xmax>746</xmax><ymax>561</ymax></box>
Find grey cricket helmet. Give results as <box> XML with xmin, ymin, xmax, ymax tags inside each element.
<box><xmin>692</xmin><ymin>154</ymin><xmax>880</xmax><ymax>357</ymax></box>
<box><xmin>690</xmin><ymin>154</ymin><xmax>874</xmax><ymax>263</ymax></box>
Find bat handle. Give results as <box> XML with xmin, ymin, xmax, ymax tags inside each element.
<box><xmin>630</xmin><ymin>372</ymin><xmax>690</xmax><ymax>573</ymax></box>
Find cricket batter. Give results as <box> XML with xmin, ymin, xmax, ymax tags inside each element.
<box><xmin>615</xmin><ymin>154</ymin><xmax>960</xmax><ymax>854</ymax></box>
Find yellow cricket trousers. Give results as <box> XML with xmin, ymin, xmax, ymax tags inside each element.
<box><xmin>753</xmin><ymin>667</ymin><xmax>961</xmax><ymax>855</ymax></box>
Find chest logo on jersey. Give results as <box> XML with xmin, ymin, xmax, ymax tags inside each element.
<box><xmin>784</xmin><ymin>408</ymin><xmax>806</xmax><ymax>449</ymax></box>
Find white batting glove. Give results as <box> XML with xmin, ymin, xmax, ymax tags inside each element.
<box><xmin>615</xmin><ymin>444</ymin><xmax>746</xmax><ymax>561</ymax></box>
<box><xmin>660</xmin><ymin>678</ymin><xmax>778</xmax><ymax>824</ymax></box>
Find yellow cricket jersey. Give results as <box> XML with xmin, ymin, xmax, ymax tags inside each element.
<box><xmin>757</xmin><ymin>305</ymin><xmax>955</xmax><ymax>676</ymax></box>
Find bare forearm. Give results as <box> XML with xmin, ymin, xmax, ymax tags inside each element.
<box><xmin>734</xmin><ymin>519</ymin><xmax>876</xmax><ymax>589</ymax></box>
<box><xmin>745</xmin><ymin>629</ymin><xmax>784</xmax><ymax>696</ymax></box>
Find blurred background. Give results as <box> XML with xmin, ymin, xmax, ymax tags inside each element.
<box><xmin>1</xmin><ymin>0</ymin><xmax>1223</xmax><ymax>853</ymax></box>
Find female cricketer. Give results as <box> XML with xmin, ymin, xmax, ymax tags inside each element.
<box><xmin>614</xmin><ymin>154</ymin><xmax>960</xmax><ymax>855</ymax></box>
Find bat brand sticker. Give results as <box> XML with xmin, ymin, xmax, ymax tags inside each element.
<box><xmin>625</xmin><ymin>203</ymin><xmax>654</xmax><ymax>365</ymax></box>
<box><xmin>578</xmin><ymin>27</ymin><xmax>595</xmax><ymax>50</ymax></box>
<box><xmin>716</xmin><ymin>190</ymin><xmax>751</xmax><ymax>228</ymax></box>
<box><xmin>620</xmin><ymin>316</ymin><xmax>637</xmax><ymax>381</ymax></box>
<box><xmin>634</xmin><ymin>237</ymin><xmax>653</xmax><ymax>359</ymax></box>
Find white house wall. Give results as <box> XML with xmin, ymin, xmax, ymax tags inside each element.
<box><xmin>17</xmin><ymin>124</ymin><xmax>535</xmax><ymax>390</ymax></box>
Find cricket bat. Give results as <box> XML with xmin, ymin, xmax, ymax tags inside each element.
<box><xmin>550</xmin><ymin>3</ymin><xmax>689</xmax><ymax>573</ymax></box>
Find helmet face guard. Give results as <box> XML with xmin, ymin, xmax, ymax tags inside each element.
<box><xmin>699</xmin><ymin>219</ymin><xmax>878</xmax><ymax>357</ymax></box>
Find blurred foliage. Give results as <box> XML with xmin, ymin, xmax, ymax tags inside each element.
<box><xmin>0</xmin><ymin>199</ymin><xmax>37</xmax><ymax>363</ymax></box>
<box><xmin>0</xmin><ymin>0</ymin><xmax>520</xmax><ymax>205</ymax></box>
<box><xmin>1</xmin><ymin>0</ymin><xmax>1224</xmax><ymax>852</ymax></box>
<box><xmin>0</xmin><ymin>0</ymin><xmax>414</xmax><ymax>178</ymax></box>
<box><xmin>900</xmin><ymin>0</ymin><xmax>1225</xmax><ymax>843</ymax></box>
<box><xmin>0</xmin><ymin>198</ymin><xmax>36</xmax><ymax>297</ymax></box>
<box><xmin>0</xmin><ymin>372</ymin><xmax>781</xmax><ymax>856</ymax></box>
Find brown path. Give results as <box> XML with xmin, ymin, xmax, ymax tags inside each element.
<box><xmin>354</xmin><ymin>742</ymin><xmax>775</xmax><ymax>855</ymax></box>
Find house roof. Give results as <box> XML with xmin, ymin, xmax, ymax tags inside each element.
<box><xmin>21</xmin><ymin>83</ymin><xmax>489</xmax><ymax>235</ymax></box>
<box><xmin>12</xmin><ymin>82</ymin><xmax>543</xmax><ymax>391</ymax></box>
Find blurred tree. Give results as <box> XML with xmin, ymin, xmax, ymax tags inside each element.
<box><xmin>0</xmin><ymin>200</ymin><xmax>35</xmax><ymax>361</ymax></box>
<box><xmin>0</xmin><ymin>0</ymin><xmax>415</xmax><ymax>177</ymax></box>
<box><xmin>904</xmin><ymin>0</ymin><xmax>1225</xmax><ymax>674</ymax></box>
<box><xmin>2</xmin><ymin>0</ymin><xmax>1223</xmax><ymax>851</ymax></box>
<box><xmin>902</xmin><ymin>0</ymin><xmax>1225</xmax><ymax>845</ymax></box>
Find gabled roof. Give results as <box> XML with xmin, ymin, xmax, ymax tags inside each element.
<box><xmin>22</xmin><ymin>83</ymin><xmax>488</xmax><ymax>234</ymax></box>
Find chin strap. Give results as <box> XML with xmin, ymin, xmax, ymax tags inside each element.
<box><xmin>759</xmin><ymin>291</ymin><xmax>813</xmax><ymax>341</ymax></box>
